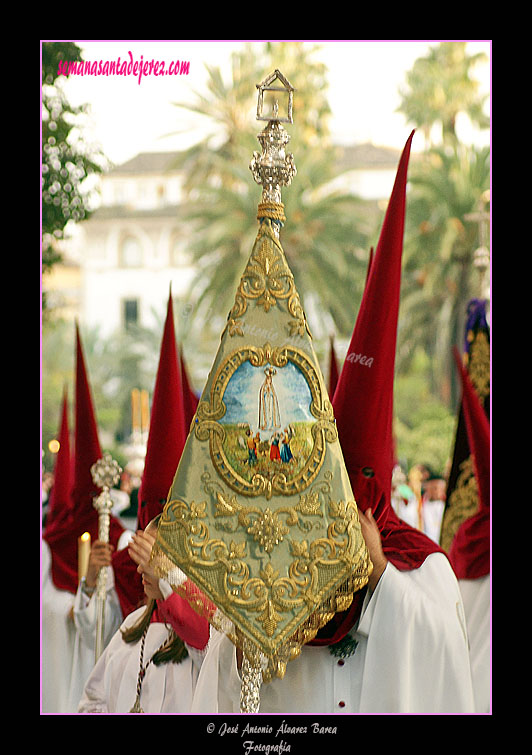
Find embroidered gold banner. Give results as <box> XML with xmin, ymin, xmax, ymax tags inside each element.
<box><xmin>150</xmin><ymin>72</ymin><xmax>371</xmax><ymax>681</ymax></box>
<box><xmin>151</xmin><ymin>217</ymin><xmax>371</xmax><ymax>675</ymax></box>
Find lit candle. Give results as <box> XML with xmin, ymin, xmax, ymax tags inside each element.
<box><xmin>131</xmin><ymin>388</ymin><xmax>140</xmax><ymax>433</ymax></box>
<box><xmin>140</xmin><ymin>389</ymin><xmax>150</xmax><ymax>434</ymax></box>
<box><xmin>78</xmin><ymin>532</ymin><xmax>91</xmax><ymax>582</ymax></box>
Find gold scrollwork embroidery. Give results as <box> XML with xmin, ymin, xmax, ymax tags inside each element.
<box><xmin>203</xmin><ymin>472</ymin><xmax>327</xmax><ymax>545</ymax></box>
<box><xmin>224</xmin><ymin>219</ymin><xmax>311</xmax><ymax>339</ymax></box>
<box><xmin>156</xmin><ymin>492</ymin><xmax>368</xmax><ymax>645</ymax></box>
<box><xmin>212</xmin><ymin>492</ymin><xmax>325</xmax><ymax>554</ymax></box>
<box><xmin>440</xmin><ymin>456</ymin><xmax>479</xmax><ymax>553</ymax></box>
<box><xmin>466</xmin><ymin>330</ymin><xmax>490</xmax><ymax>402</ymax></box>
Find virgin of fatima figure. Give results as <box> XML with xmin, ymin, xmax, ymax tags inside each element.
<box><xmin>258</xmin><ymin>367</ymin><xmax>281</xmax><ymax>431</ymax></box>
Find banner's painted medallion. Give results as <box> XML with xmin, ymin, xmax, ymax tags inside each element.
<box><xmin>195</xmin><ymin>344</ymin><xmax>337</xmax><ymax>499</ymax></box>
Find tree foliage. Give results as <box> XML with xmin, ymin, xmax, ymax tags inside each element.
<box><xmin>397</xmin><ymin>42</ymin><xmax>489</xmax><ymax>146</ymax></box>
<box><xmin>41</xmin><ymin>42</ymin><xmax>107</xmax><ymax>279</ymax></box>
<box><xmin>397</xmin><ymin>43</ymin><xmax>490</xmax><ymax>409</ymax></box>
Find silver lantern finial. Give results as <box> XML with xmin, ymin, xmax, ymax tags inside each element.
<box><xmin>250</xmin><ymin>70</ymin><xmax>297</xmax><ymax>207</ymax></box>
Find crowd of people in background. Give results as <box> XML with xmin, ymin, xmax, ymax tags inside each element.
<box><xmin>389</xmin><ymin>461</ymin><xmax>447</xmax><ymax>543</ymax></box>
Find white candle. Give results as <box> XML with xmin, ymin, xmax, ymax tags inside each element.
<box><xmin>78</xmin><ymin>532</ymin><xmax>91</xmax><ymax>582</ymax></box>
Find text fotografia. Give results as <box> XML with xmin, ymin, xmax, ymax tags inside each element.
<box><xmin>209</xmin><ymin>720</ymin><xmax>338</xmax><ymax>751</ymax></box>
<box><xmin>56</xmin><ymin>52</ymin><xmax>190</xmax><ymax>85</ymax></box>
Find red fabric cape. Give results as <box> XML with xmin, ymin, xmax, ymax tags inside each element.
<box><xmin>156</xmin><ymin>592</ymin><xmax>210</xmax><ymax>649</ymax></box>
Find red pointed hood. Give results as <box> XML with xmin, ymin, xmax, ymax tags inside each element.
<box><xmin>333</xmin><ymin>131</ymin><xmax>414</xmax><ymax>518</ymax></box>
<box><xmin>312</xmin><ymin>133</ymin><xmax>446</xmax><ymax>647</ymax></box>
<box><xmin>113</xmin><ymin>294</ymin><xmax>190</xmax><ymax>617</ymax></box>
<box><xmin>137</xmin><ymin>293</ymin><xmax>187</xmax><ymax>529</ymax></box>
<box><xmin>448</xmin><ymin>347</ymin><xmax>490</xmax><ymax>578</ymax></box>
<box><xmin>70</xmin><ymin>325</ymin><xmax>102</xmax><ymax>516</ymax></box>
<box><xmin>43</xmin><ymin>390</ymin><xmax>78</xmax><ymax>593</ymax></box>
<box><xmin>43</xmin><ymin>388</ymin><xmax>72</xmax><ymax>535</ymax></box>
<box><xmin>332</xmin><ymin>131</ymin><xmax>443</xmax><ymax>564</ymax></box>
<box><xmin>44</xmin><ymin>328</ymin><xmax>124</xmax><ymax>594</ymax></box>
<box><xmin>70</xmin><ymin>326</ymin><xmax>123</xmax><ymax>542</ymax></box>
<box><xmin>313</xmin><ymin>132</ymin><xmax>448</xmax><ymax>646</ymax></box>
<box><xmin>180</xmin><ymin>347</ymin><xmax>199</xmax><ymax>431</ymax></box>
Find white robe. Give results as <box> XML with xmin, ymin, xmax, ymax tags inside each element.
<box><xmin>66</xmin><ymin>529</ymin><xmax>134</xmax><ymax>712</ymax></box>
<box><xmin>421</xmin><ymin>499</ymin><xmax>445</xmax><ymax>543</ymax></box>
<box><xmin>41</xmin><ymin>540</ymin><xmax>76</xmax><ymax>713</ymax></box>
<box><xmin>459</xmin><ymin>575</ymin><xmax>490</xmax><ymax>713</ymax></box>
<box><xmin>77</xmin><ymin>606</ymin><xmax>201</xmax><ymax>713</ymax></box>
<box><xmin>191</xmin><ymin>553</ymin><xmax>476</xmax><ymax>714</ymax></box>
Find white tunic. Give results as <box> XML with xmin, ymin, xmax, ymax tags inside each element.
<box><xmin>41</xmin><ymin>540</ymin><xmax>76</xmax><ymax>713</ymax></box>
<box><xmin>459</xmin><ymin>575</ymin><xmax>490</xmax><ymax>713</ymax></box>
<box><xmin>78</xmin><ymin>606</ymin><xmax>200</xmax><ymax>713</ymax></box>
<box><xmin>191</xmin><ymin>553</ymin><xmax>475</xmax><ymax>714</ymax></box>
<box><xmin>64</xmin><ymin>529</ymin><xmax>134</xmax><ymax>711</ymax></box>
<box><xmin>66</xmin><ymin>562</ymin><xmax>125</xmax><ymax>711</ymax></box>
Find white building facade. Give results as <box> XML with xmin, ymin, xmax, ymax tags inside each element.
<box><xmin>69</xmin><ymin>152</ymin><xmax>196</xmax><ymax>338</ymax></box>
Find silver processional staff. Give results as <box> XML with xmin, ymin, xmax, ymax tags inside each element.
<box><xmin>91</xmin><ymin>452</ymin><xmax>122</xmax><ymax>662</ymax></box>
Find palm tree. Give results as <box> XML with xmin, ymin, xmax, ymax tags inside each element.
<box><xmin>168</xmin><ymin>42</ymin><xmax>372</xmax><ymax>360</ymax></box>
<box><xmin>394</xmin><ymin>41</ymin><xmax>490</xmax><ymax>408</ymax></box>
<box><xmin>397</xmin><ymin>42</ymin><xmax>489</xmax><ymax>147</ymax></box>
<box><xmin>399</xmin><ymin>143</ymin><xmax>490</xmax><ymax>406</ymax></box>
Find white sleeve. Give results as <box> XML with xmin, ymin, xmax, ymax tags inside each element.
<box><xmin>459</xmin><ymin>575</ymin><xmax>490</xmax><ymax>712</ymax></box>
<box><xmin>72</xmin><ymin>531</ymin><xmax>134</xmax><ymax>646</ymax></box>
<box><xmin>117</xmin><ymin>529</ymin><xmax>134</xmax><ymax>549</ymax></box>
<box><xmin>73</xmin><ymin>567</ymin><xmax>123</xmax><ymax>648</ymax></box>
<box><xmin>158</xmin><ymin>578</ymin><xmax>174</xmax><ymax>600</ymax></box>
